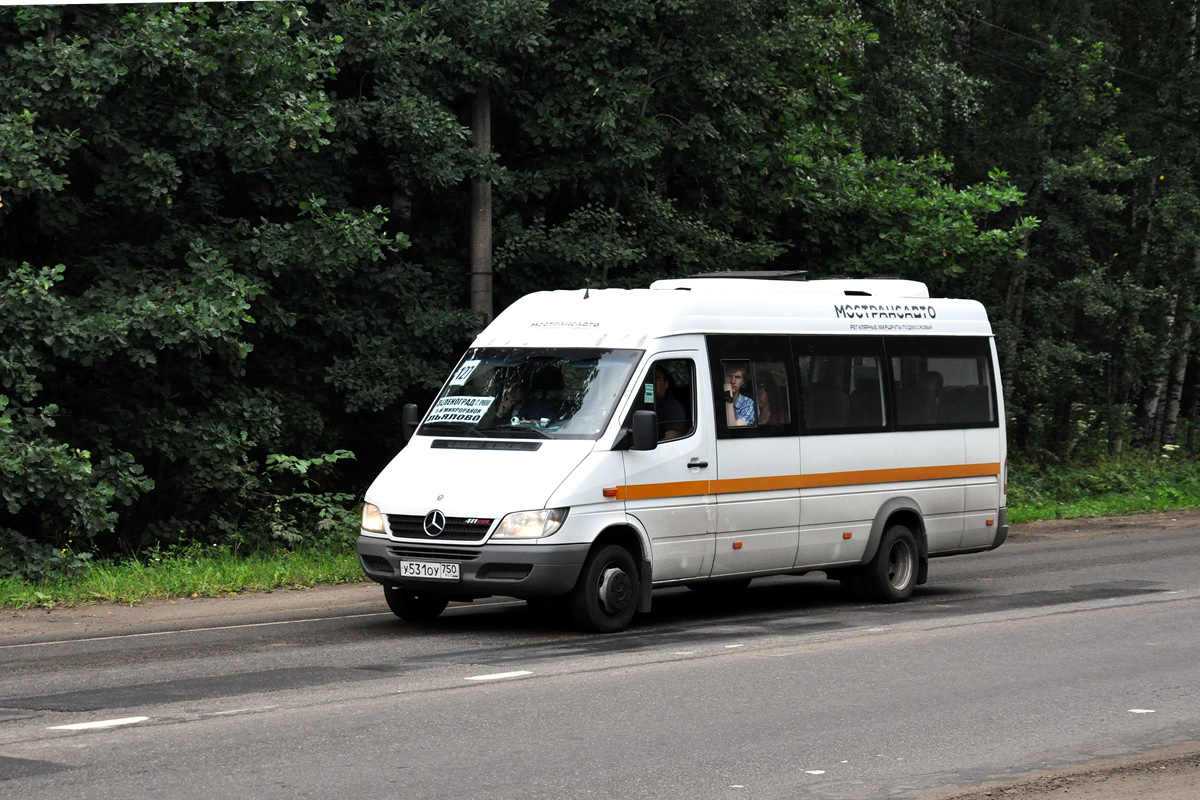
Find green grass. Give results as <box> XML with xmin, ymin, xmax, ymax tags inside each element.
<box><xmin>0</xmin><ymin>544</ymin><xmax>366</xmax><ymax>610</ymax></box>
<box><xmin>1008</xmin><ymin>450</ymin><xmax>1200</xmax><ymax>524</ymax></box>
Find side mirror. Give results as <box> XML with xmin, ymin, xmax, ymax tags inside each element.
<box><xmin>631</xmin><ymin>410</ymin><xmax>658</xmax><ymax>451</ymax></box>
<box><xmin>401</xmin><ymin>403</ymin><xmax>421</xmax><ymax>444</ymax></box>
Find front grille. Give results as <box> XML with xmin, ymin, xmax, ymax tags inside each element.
<box><xmin>387</xmin><ymin>544</ymin><xmax>483</xmax><ymax>561</ymax></box>
<box><xmin>387</xmin><ymin>514</ymin><xmax>493</xmax><ymax>541</ymax></box>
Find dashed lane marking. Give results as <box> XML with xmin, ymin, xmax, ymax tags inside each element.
<box><xmin>464</xmin><ymin>671</ymin><xmax>533</xmax><ymax>682</ymax></box>
<box><xmin>49</xmin><ymin>716</ymin><xmax>148</xmax><ymax>731</ymax></box>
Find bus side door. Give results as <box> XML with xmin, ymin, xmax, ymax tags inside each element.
<box><xmin>622</xmin><ymin>354</ymin><xmax>716</xmax><ymax>583</ymax></box>
<box><xmin>706</xmin><ymin>336</ymin><xmax>802</xmax><ymax>577</ymax></box>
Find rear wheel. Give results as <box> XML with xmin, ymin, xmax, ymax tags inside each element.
<box><xmin>383</xmin><ymin>585</ymin><xmax>449</xmax><ymax>621</ymax></box>
<box><xmin>859</xmin><ymin>524</ymin><xmax>918</xmax><ymax>602</ymax></box>
<box><xmin>569</xmin><ymin>544</ymin><xmax>640</xmax><ymax>633</ymax></box>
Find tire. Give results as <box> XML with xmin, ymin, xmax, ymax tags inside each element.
<box><xmin>859</xmin><ymin>524</ymin><xmax>918</xmax><ymax>603</ymax></box>
<box><xmin>383</xmin><ymin>585</ymin><xmax>449</xmax><ymax>621</ymax></box>
<box><xmin>568</xmin><ymin>544</ymin><xmax>640</xmax><ymax>633</ymax></box>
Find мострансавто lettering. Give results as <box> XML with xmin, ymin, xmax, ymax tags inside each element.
<box><xmin>833</xmin><ymin>303</ymin><xmax>937</xmax><ymax>320</ymax></box>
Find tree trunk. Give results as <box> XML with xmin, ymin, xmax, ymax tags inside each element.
<box><xmin>1164</xmin><ymin>245</ymin><xmax>1200</xmax><ymax>443</ymax></box>
<box><xmin>1141</xmin><ymin>293</ymin><xmax>1177</xmax><ymax>444</ymax></box>
<box><xmin>1163</xmin><ymin>312</ymin><xmax>1192</xmax><ymax>444</ymax></box>
<box><xmin>1001</xmin><ymin>182</ymin><xmax>1041</xmax><ymax>426</ymax></box>
<box><xmin>470</xmin><ymin>78</ymin><xmax>493</xmax><ymax>329</ymax></box>
<box><xmin>1112</xmin><ymin>174</ymin><xmax>1159</xmax><ymax>454</ymax></box>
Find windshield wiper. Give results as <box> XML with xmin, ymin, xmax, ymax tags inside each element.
<box><xmin>479</xmin><ymin>423</ymin><xmax>553</xmax><ymax>439</ymax></box>
<box><xmin>420</xmin><ymin>422</ymin><xmax>486</xmax><ymax>438</ymax></box>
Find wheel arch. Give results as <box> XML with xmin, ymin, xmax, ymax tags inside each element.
<box><xmin>589</xmin><ymin>522</ymin><xmax>653</xmax><ymax>613</ymax></box>
<box><xmin>862</xmin><ymin>498</ymin><xmax>929</xmax><ymax>585</ymax></box>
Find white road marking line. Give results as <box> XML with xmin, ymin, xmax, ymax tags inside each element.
<box><xmin>725</xmin><ymin>644</ymin><xmax>744</xmax><ymax>649</ymax></box>
<box><xmin>49</xmin><ymin>716</ymin><xmax>148</xmax><ymax>730</ymax></box>
<box><xmin>805</xmin><ymin>770</ymin><xmax>826</xmax><ymax>775</ymax></box>
<box><xmin>465</xmin><ymin>670</ymin><xmax>533</xmax><ymax>682</ymax></box>
<box><xmin>1129</xmin><ymin>708</ymin><xmax>1156</xmax><ymax>714</ymax></box>
<box><xmin>206</xmin><ymin>705</ymin><xmax>278</xmax><ymax>717</ymax></box>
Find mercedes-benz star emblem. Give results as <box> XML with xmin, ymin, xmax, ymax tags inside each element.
<box><xmin>423</xmin><ymin>509</ymin><xmax>447</xmax><ymax>537</ymax></box>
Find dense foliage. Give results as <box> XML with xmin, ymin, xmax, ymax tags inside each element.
<box><xmin>2</xmin><ymin>0</ymin><xmax>1198</xmax><ymax>575</ymax></box>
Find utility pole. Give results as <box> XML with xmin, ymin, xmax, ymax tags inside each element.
<box><xmin>470</xmin><ymin>78</ymin><xmax>493</xmax><ymax>328</ymax></box>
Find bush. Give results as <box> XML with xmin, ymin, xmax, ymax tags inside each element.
<box><xmin>1008</xmin><ymin>447</ymin><xmax>1200</xmax><ymax>523</ymax></box>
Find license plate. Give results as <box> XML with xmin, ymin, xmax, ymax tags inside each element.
<box><xmin>399</xmin><ymin>560</ymin><xmax>460</xmax><ymax>581</ymax></box>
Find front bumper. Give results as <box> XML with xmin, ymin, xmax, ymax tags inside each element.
<box><xmin>356</xmin><ymin>535</ymin><xmax>590</xmax><ymax>599</ymax></box>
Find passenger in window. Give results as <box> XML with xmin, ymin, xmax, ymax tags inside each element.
<box><xmin>723</xmin><ymin>362</ymin><xmax>756</xmax><ymax>427</ymax></box>
<box><xmin>756</xmin><ymin>373</ymin><xmax>789</xmax><ymax>425</ymax></box>
<box><xmin>654</xmin><ymin>365</ymin><xmax>687</xmax><ymax>440</ymax></box>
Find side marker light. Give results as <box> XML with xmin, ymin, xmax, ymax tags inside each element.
<box><xmin>732</xmin><ymin>541</ymin><xmax>743</xmax><ymax>550</ymax></box>
<box><xmin>603</xmin><ymin>488</ymin><xmax>619</xmax><ymax>498</ymax></box>
<box><xmin>843</xmin><ymin>531</ymin><xmax>853</xmax><ymax>539</ymax></box>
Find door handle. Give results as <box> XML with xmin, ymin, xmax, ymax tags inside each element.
<box><xmin>688</xmin><ymin>459</ymin><xmax>708</xmax><ymax>469</ymax></box>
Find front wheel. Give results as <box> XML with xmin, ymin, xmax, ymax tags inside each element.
<box><xmin>859</xmin><ymin>524</ymin><xmax>918</xmax><ymax>603</ymax></box>
<box><xmin>569</xmin><ymin>544</ymin><xmax>640</xmax><ymax>633</ymax></box>
<box><xmin>383</xmin><ymin>585</ymin><xmax>449</xmax><ymax>621</ymax></box>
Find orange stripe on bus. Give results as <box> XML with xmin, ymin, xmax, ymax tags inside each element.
<box><xmin>616</xmin><ymin>462</ymin><xmax>1000</xmax><ymax>501</ymax></box>
<box><xmin>617</xmin><ymin>479</ymin><xmax>711</xmax><ymax>501</ymax></box>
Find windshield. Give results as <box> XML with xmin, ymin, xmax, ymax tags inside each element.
<box><xmin>419</xmin><ymin>348</ymin><xmax>644</xmax><ymax>440</ymax></box>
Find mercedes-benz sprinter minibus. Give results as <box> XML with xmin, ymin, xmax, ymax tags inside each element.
<box><xmin>357</xmin><ymin>274</ymin><xmax>1008</xmax><ymax>632</ymax></box>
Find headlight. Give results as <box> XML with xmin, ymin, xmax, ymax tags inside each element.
<box><xmin>361</xmin><ymin>502</ymin><xmax>386</xmax><ymax>533</ymax></box>
<box><xmin>492</xmin><ymin>508</ymin><xmax>569</xmax><ymax>539</ymax></box>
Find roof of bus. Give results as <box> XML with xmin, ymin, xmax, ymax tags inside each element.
<box><xmin>472</xmin><ymin>278</ymin><xmax>993</xmax><ymax>349</ymax></box>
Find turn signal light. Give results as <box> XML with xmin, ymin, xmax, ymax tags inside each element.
<box><xmin>843</xmin><ymin>531</ymin><xmax>853</xmax><ymax>539</ymax></box>
<box><xmin>602</xmin><ymin>488</ymin><xmax>619</xmax><ymax>498</ymax></box>
<box><xmin>732</xmin><ymin>541</ymin><xmax>743</xmax><ymax>550</ymax></box>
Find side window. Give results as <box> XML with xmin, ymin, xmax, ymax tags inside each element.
<box><xmin>707</xmin><ymin>335</ymin><xmax>797</xmax><ymax>438</ymax></box>
<box><xmin>652</xmin><ymin>359</ymin><xmax>696</xmax><ymax>441</ymax></box>
<box><xmin>629</xmin><ymin>359</ymin><xmax>697</xmax><ymax>442</ymax></box>
<box><xmin>794</xmin><ymin>336</ymin><xmax>887</xmax><ymax>433</ymax></box>
<box><xmin>888</xmin><ymin>337</ymin><xmax>996</xmax><ymax>429</ymax></box>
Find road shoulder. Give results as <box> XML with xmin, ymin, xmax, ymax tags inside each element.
<box><xmin>0</xmin><ymin>582</ymin><xmax>384</xmax><ymax>645</ymax></box>
<box><xmin>928</xmin><ymin>745</ymin><xmax>1200</xmax><ymax>800</ymax></box>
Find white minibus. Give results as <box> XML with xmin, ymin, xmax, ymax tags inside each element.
<box><xmin>357</xmin><ymin>274</ymin><xmax>1008</xmax><ymax>632</ymax></box>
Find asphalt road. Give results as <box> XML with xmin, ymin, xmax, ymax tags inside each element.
<box><xmin>2</xmin><ymin>519</ymin><xmax>1198</xmax><ymax>799</ymax></box>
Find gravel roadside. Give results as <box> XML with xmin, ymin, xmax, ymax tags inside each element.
<box><xmin>929</xmin><ymin>746</ymin><xmax>1200</xmax><ymax>800</ymax></box>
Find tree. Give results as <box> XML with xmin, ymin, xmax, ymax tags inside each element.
<box><xmin>0</xmin><ymin>0</ymin><xmax>1038</xmax><ymax>571</ymax></box>
<box><xmin>927</xmin><ymin>0</ymin><xmax>1200</xmax><ymax>457</ymax></box>
<box><xmin>0</xmin><ymin>3</ymin><xmax>473</xmax><ymax>561</ymax></box>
